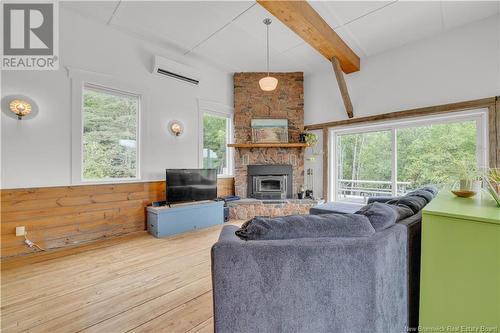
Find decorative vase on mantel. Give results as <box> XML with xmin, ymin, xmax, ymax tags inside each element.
<box><xmin>299</xmin><ymin>133</ymin><xmax>306</xmax><ymax>143</ymax></box>
<box><xmin>299</xmin><ymin>132</ymin><xmax>318</xmax><ymax>147</ymax></box>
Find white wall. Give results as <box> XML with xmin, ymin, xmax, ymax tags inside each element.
<box><xmin>304</xmin><ymin>14</ymin><xmax>500</xmax><ymax>125</ymax></box>
<box><xmin>1</xmin><ymin>7</ymin><xmax>233</xmax><ymax>189</ymax></box>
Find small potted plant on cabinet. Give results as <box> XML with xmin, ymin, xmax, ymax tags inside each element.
<box><xmin>451</xmin><ymin>161</ymin><xmax>480</xmax><ymax>198</ymax></box>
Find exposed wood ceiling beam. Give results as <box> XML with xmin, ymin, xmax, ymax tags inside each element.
<box><xmin>331</xmin><ymin>57</ymin><xmax>354</xmax><ymax>118</ymax></box>
<box><xmin>257</xmin><ymin>0</ymin><xmax>360</xmax><ymax>73</ymax></box>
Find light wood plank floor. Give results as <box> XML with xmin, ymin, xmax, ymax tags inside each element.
<box><xmin>1</xmin><ymin>221</ymin><xmax>242</xmax><ymax>333</ymax></box>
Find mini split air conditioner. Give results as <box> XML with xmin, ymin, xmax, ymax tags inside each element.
<box><xmin>153</xmin><ymin>56</ymin><xmax>200</xmax><ymax>86</ymax></box>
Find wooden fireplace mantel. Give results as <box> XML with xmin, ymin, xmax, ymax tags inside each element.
<box><xmin>227</xmin><ymin>143</ymin><xmax>308</xmax><ymax>149</ymax></box>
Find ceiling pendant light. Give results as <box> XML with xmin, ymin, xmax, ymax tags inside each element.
<box><xmin>259</xmin><ymin>18</ymin><xmax>278</xmax><ymax>92</ymax></box>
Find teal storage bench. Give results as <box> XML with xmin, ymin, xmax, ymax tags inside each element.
<box><xmin>147</xmin><ymin>200</ymin><xmax>224</xmax><ymax>238</ymax></box>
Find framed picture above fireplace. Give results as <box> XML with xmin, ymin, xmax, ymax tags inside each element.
<box><xmin>251</xmin><ymin>119</ymin><xmax>288</xmax><ymax>143</ymax></box>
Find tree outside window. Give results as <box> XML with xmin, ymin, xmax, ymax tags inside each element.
<box><xmin>82</xmin><ymin>85</ymin><xmax>139</xmax><ymax>180</ymax></box>
<box><xmin>203</xmin><ymin>113</ymin><xmax>230</xmax><ymax>175</ymax></box>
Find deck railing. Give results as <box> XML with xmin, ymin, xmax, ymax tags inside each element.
<box><xmin>337</xmin><ymin>179</ymin><xmax>412</xmax><ymax>203</ymax></box>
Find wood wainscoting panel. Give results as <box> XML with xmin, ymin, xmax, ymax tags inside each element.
<box><xmin>1</xmin><ymin>178</ymin><xmax>234</xmax><ymax>259</ymax></box>
<box><xmin>216</xmin><ymin>177</ymin><xmax>234</xmax><ymax>198</ymax></box>
<box><xmin>1</xmin><ymin>181</ymin><xmax>165</xmax><ymax>259</ymax></box>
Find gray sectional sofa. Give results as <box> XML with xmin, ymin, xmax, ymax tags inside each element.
<box><xmin>310</xmin><ymin>196</ymin><xmax>425</xmax><ymax>331</ymax></box>
<box><xmin>211</xmin><ymin>187</ymin><xmax>437</xmax><ymax>333</ymax></box>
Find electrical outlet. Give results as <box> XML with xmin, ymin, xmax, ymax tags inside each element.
<box><xmin>15</xmin><ymin>226</ymin><xmax>26</xmax><ymax>237</ymax></box>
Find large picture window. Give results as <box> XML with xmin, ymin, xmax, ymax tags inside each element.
<box><xmin>82</xmin><ymin>84</ymin><xmax>140</xmax><ymax>181</ymax></box>
<box><xmin>331</xmin><ymin>110</ymin><xmax>488</xmax><ymax>203</ymax></box>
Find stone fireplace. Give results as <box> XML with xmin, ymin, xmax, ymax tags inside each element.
<box><xmin>233</xmin><ymin>72</ymin><xmax>304</xmax><ymax>198</ymax></box>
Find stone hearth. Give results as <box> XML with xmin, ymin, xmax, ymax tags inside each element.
<box><xmin>227</xmin><ymin>198</ymin><xmax>324</xmax><ymax>221</ymax></box>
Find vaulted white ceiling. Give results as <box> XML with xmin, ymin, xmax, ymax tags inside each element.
<box><xmin>62</xmin><ymin>1</ymin><xmax>499</xmax><ymax>73</ymax></box>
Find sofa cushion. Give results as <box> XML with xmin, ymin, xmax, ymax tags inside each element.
<box><xmin>356</xmin><ymin>202</ymin><xmax>395</xmax><ymax>231</ymax></box>
<box><xmin>235</xmin><ymin>214</ymin><xmax>375</xmax><ymax>241</ymax></box>
<box><xmin>382</xmin><ymin>186</ymin><xmax>438</xmax><ymax>214</ymax></box>
<box><xmin>420</xmin><ymin>185</ymin><xmax>438</xmax><ymax>196</ymax></box>
<box><xmin>357</xmin><ymin>202</ymin><xmax>415</xmax><ymax>231</ymax></box>
<box><xmin>389</xmin><ymin>204</ymin><xmax>415</xmax><ymax>221</ymax></box>
<box><xmin>404</xmin><ymin>189</ymin><xmax>434</xmax><ymax>203</ymax></box>
<box><xmin>388</xmin><ymin>195</ymin><xmax>428</xmax><ymax>214</ymax></box>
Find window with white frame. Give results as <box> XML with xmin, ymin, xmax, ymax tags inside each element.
<box><xmin>201</xmin><ymin>111</ymin><xmax>233</xmax><ymax>176</ymax></box>
<box><xmin>331</xmin><ymin>110</ymin><xmax>488</xmax><ymax>203</ymax></box>
<box><xmin>81</xmin><ymin>83</ymin><xmax>140</xmax><ymax>181</ymax></box>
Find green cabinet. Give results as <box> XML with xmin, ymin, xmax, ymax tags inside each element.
<box><xmin>420</xmin><ymin>192</ymin><xmax>500</xmax><ymax>330</ymax></box>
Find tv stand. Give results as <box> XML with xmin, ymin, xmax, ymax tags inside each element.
<box><xmin>147</xmin><ymin>200</ymin><xmax>224</xmax><ymax>238</ymax></box>
<box><xmin>167</xmin><ymin>200</ymin><xmax>214</xmax><ymax>208</ymax></box>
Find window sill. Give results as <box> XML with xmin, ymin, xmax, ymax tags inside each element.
<box><xmin>76</xmin><ymin>178</ymin><xmax>143</xmax><ymax>186</ymax></box>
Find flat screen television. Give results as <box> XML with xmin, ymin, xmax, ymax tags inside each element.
<box><xmin>166</xmin><ymin>169</ymin><xmax>217</xmax><ymax>204</ymax></box>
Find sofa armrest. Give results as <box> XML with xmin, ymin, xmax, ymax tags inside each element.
<box><xmin>212</xmin><ymin>225</ymin><xmax>408</xmax><ymax>333</ymax></box>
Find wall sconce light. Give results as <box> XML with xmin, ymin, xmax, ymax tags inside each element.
<box><xmin>9</xmin><ymin>99</ymin><xmax>32</xmax><ymax>119</ymax></box>
<box><xmin>168</xmin><ymin>120</ymin><xmax>184</xmax><ymax>137</ymax></box>
<box><xmin>1</xmin><ymin>95</ymin><xmax>38</xmax><ymax>120</ymax></box>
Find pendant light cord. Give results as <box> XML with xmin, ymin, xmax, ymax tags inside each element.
<box><xmin>266</xmin><ymin>22</ymin><xmax>270</xmax><ymax>76</ymax></box>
